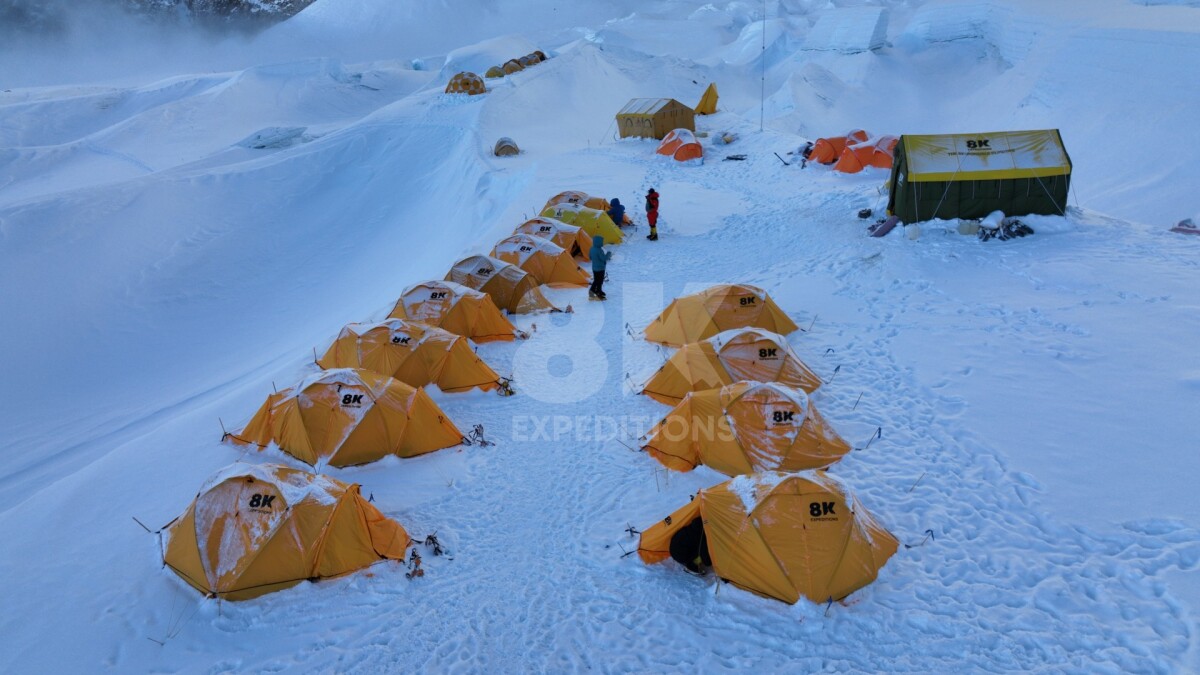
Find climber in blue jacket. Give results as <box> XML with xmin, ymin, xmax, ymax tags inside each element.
<box><xmin>606</xmin><ymin>198</ymin><xmax>626</xmax><ymax>227</ymax></box>
<box><xmin>589</xmin><ymin>234</ymin><xmax>612</xmax><ymax>300</ymax></box>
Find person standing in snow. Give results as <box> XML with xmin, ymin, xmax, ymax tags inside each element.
<box><xmin>607</xmin><ymin>198</ymin><xmax>626</xmax><ymax>228</ymax></box>
<box><xmin>589</xmin><ymin>234</ymin><xmax>612</xmax><ymax>300</ymax></box>
<box><xmin>645</xmin><ymin>187</ymin><xmax>659</xmax><ymax>241</ymax></box>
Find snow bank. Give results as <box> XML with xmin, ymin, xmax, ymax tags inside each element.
<box><xmin>803</xmin><ymin>7</ymin><xmax>889</xmax><ymax>53</ymax></box>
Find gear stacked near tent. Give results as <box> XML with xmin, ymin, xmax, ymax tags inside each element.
<box><xmin>642</xmin><ymin>381</ymin><xmax>850</xmax><ymax>475</ymax></box>
<box><xmin>445</xmin><ymin>255</ymin><xmax>565</xmax><ymax>314</ymax></box>
<box><xmin>513</xmin><ymin>218</ymin><xmax>593</xmax><ymax>260</ymax></box>
<box><xmin>389</xmin><ymin>280</ymin><xmax>521</xmax><ymax>342</ymax></box>
<box><xmin>317</xmin><ymin>319</ymin><xmax>502</xmax><ymax>392</ymax></box>
<box><xmin>641</xmin><ymin>328</ymin><xmax>822</xmax><ymax>405</ymax></box>
<box><xmin>163</xmin><ymin>464</ymin><xmax>409</xmax><ymax>601</ymax></box>
<box><xmin>886</xmin><ymin>129</ymin><xmax>1072</xmax><ymax>224</ymax></box>
<box><xmin>226</xmin><ymin>368</ymin><xmax>463</xmax><ymax>467</ymax></box>
<box><xmin>540</xmin><ymin>203</ymin><xmax>624</xmax><ymax>244</ymax></box>
<box><xmin>491</xmin><ymin>234</ymin><xmax>590</xmax><ymax>286</ymax></box>
<box><xmin>644</xmin><ymin>284</ymin><xmax>799</xmax><ymax>346</ymax></box>
<box><xmin>637</xmin><ymin>472</ymin><xmax>898</xmax><ymax>604</ymax></box>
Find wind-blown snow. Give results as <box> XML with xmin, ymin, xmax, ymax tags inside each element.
<box><xmin>2</xmin><ymin>0</ymin><xmax>1200</xmax><ymax>671</ymax></box>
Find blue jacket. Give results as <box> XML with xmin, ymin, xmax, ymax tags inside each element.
<box><xmin>591</xmin><ymin>235</ymin><xmax>612</xmax><ymax>272</ymax></box>
<box><xmin>607</xmin><ymin>198</ymin><xmax>625</xmax><ymax>226</ymax></box>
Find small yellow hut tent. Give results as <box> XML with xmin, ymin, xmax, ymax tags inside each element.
<box><xmin>389</xmin><ymin>280</ymin><xmax>519</xmax><ymax>343</ymax></box>
<box><xmin>641</xmin><ymin>328</ymin><xmax>821</xmax><ymax>405</ymax></box>
<box><xmin>491</xmin><ymin>234</ymin><xmax>589</xmax><ymax>286</ymax></box>
<box><xmin>540</xmin><ymin>204</ymin><xmax>623</xmax><ymax>244</ymax></box>
<box><xmin>162</xmin><ymin>463</ymin><xmax>409</xmax><ymax>601</ymax></box>
<box><xmin>445</xmin><ymin>255</ymin><xmax>563</xmax><ymax>314</ymax></box>
<box><xmin>226</xmin><ymin>368</ymin><xmax>463</xmax><ymax>467</ymax></box>
<box><xmin>695</xmin><ymin>83</ymin><xmax>718</xmax><ymax>115</ymax></box>
<box><xmin>638</xmin><ymin>471</ymin><xmax>898</xmax><ymax>604</ymax></box>
<box><xmin>642</xmin><ymin>381</ymin><xmax>850</xmax><ymax>475</ymax></box>
<box><xmin>318</xmin><ymin>319</ymin><xmax>501</xmax><ymax>393</ymax></box>
<box><xmin>616</xmin><ymin>98</ymin><xmax>695</xmax><ymax>140</ymax></box>
<box><xmin>494</xmin><ymin>137</ymin><xmax>520</xmax><ymax>156</ymax></box>
<box><xmin>513</xmin><ymin>218</ymin><xmax>592</xmax><ymax>261</ymax></box>
<box><xmin>502</xmin><ymin>59</ymin><xmax>524</xmax><ymax>75</ymax></box>
<box><xmin>644</xmin><ymin>284</ymin><xmax>799</xmax><ymax>346</ymax></box>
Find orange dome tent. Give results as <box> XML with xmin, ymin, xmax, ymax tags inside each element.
<box><xmin>513</xmin><ymin>218</ymin><xmax>592</xmax><ymax>261</ymax></box>
<box><xmin>807</xmin><ymin>129</ymin><xmax>869</xmax><ymax>164</ymax></box>
<box><xmin>502</xmin><ymin>59</ymin><xmax>524</xmax><ymax>75</ymax></box>
<box><xmin>641</xmin><ymin>328</ymin><xmax>822</xmax><ymax>405</ymax></box>
<box><xmin>317</xmin><ymin>319</ymin><xmax>501</xmax><ymax>393</ymax></box>
<box><xmin>389</xmin><ymin>280</ymin><xmax>519</xmax><ymax>343</ymax></box>
<box><xmin>226</xmin><ymin>368</ymin><xmax>463</xmax><ymax>467</ymax></box>
<box><xmin>445</xmin><ymin>72</ymin><xmax>486</xmax><ymax>95</ymax></box>
<box><xmin>833</xmin><ymin>135</ymin><xmax>898</xmax><ymax>173</ymax></box>
<box><xmin>644</xmin><ymin>283</ymin><xmax>799</xmax><ymax>346</ymax></box>
<box><xmin>490</xmin><ymin>234</ymin><xmax>590</xmax><ymax>286</ymax></box>
<box><xmin>446</xmin><ymin>255</ymin><xmax>564</xmax><ymax>314</ymax></box>
<box><xmin>162</xmin><ymin>463</ymin><xmax>409</xmax><ymax>601</ymax></box>
<box><xmin>657</xmin><ymin>128</ymin><xmax>703</xmax><ymax>163</ymax></box>
<box><xmin>642</xmin><ymin>381</ymin><xmax>850</xmax><ymax>475</ymax></box>
<box><xmin>637</xmin><ymin>471</ymin><xmax>898</xmax><ymax>604</ymax></box>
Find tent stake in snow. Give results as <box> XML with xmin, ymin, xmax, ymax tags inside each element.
<box><xmin>907</xmin><ymin>472</ymin><xmax>927</xmax><ymax>493</ymax></box>
<box><xmin>852</xmin><ymin>392</ymin><xmax>864</xmax><ymax>410</ymax></box>
<box><xmin>807</xmin><ymin>314</ymin><xmax>818</xmax><ymax>332</ymax></box>
<box><xmin>824</xmin><ymin>364</ymin><xmax>842</xmax><ymax>385</ymax></box>
<box><xmin>218</xmin><ymin>417</ymin><xmax>228</xmax><ymax>441</ymax></box>
<box><xmin>132</xmin><ymin>516</ymin><xmax>153</xmax><ymax>533</ymax></box>
<box><xmin>855</xmin><ymin>426</ymin><xmax>882</xmax><ymax>452</ymax></box>
<box><xmin>905</xmin><ymin>529</ymin><xmax>935</xmax><ymax>549</ymax></box>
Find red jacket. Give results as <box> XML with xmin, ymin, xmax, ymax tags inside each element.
<box><xmin>645</xmin><ymin>191</ymin><xmax>659</xmax><ymax>213</ymax></box>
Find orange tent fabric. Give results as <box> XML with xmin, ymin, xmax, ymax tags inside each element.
<box><xmin>163</xmin><ymin>463</ymin><xmax>409</xmax><ymax>601</ymax></box>
<box><xmin>491</xmin><ymin>234</ymin><xmax>589</xmax><ymax>286</ymax></box>
<box><xmin>445</xmin><ymin>255</ymin><xmax>563</xmax><ymax>314</ymax></box>
<box><xmin>445</xmin><ymin>72</ymin><xmax>486</xmax><ymax>95</ymax></box>
<box><xmin>643</xmin><ymin>283</ymin><xmax>799</xmax><ymax>346</ymax></box>
<box><xmin>642</xmin><ymin>381</ymin><xmax>850</xmax><ymax>475</ymax></box>
<box><xmin>513</xmin><ymin>218</ymin><xmax>592</xmax><ymax>261</ymax></box>
<box><xmin>389</xmin><ymin>280</ymin><xmax>518</xmax><ymax>343</ymax></box>
<box><xmin>808</xmin><ymin>129</ymin><xmax>869</xmax><ymax>164</ymax></box>
<box><xmin>317</xmin><ymin>319</ymin><xmax>501</xmax><ymax>392</ymax></box>
<box><xmin>637</xmin><ymin>471</ymin><xmax>898</xmax><ymax>604</ymax></box>
<box><xmin>657</xmin><ymin>128</ymin><xmax>703</xmax><ymax>163</ymax></box>
<box><xmin>227</xmin><ymin>368</ymin><xmax>463</xmax><ymax>467</ymax></box>
<box><xmin>502</xmin><ymin>59</ymin><xmax>524</xmax><ymax>75</ymax></box>
<box><xmin>833</xmin><ymin>135</ymin><xmax>898</xmax><ymax>173</ymax></box>
<box><xmin>641</xmin><ymin>328</ymin><xmax>822</xmax><ymax>405</ymax></box>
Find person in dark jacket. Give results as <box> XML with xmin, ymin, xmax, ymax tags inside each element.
<box><xmin>645</xmin><ymin>188</ymin><xmax>659</xmax><ymax>241</ymax></box>
<box><xmin>607</xmin><ymin>198</ymin><xmax>626</xmax><ymax>228</ymax></box>
<box><xmin>669</xmin><ymin>517</ymin><xmax>712</xmax><ymax>574</ymax></box>
<box><xmin>589</xmin><ymin>234</ymin><xmax>612</xmax><ymax>300</ymax></box>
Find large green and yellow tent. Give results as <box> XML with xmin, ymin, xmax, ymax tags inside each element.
<box><xmin>886</xmin><ymin>130</ymin><xmax>1072</xmax><ymax>224</ymax></box>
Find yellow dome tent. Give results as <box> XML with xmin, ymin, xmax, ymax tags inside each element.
<box><xmin>696</xmin><ymin>82</ymin><xmax>718</xmax><ymax>115</ymax></box>
<box><xmin>445</xmin><ymin>71</ymin><xmax>486</xmax><ymax>95</ymax></box>
<box><xmin>513</xmin><ymin>218</ymin><xmax>592</xmax><ymax>261</ymax></box>
<box><xmin>485</xmin><ymin>65</ymin><xmax>506</xmax><ymax>79</ymax></box>
<box><xmin>641</xmin><ymin>328</ymin><xmax>821</xmax><ymax>405</ymax></box>
<box><xmin>389</xmin><ymin>280</ymin><xmax>519</xmax><ymax>343</ymax></box>
<box><xmin>502</xmin><ymin>59</ymin><xmax>524</xmax><ymax>75</ymax></box>
<box><xmin>317</xmin><ymin>319</ymin><xmax>501</xmax><ymax>393</ymax></box>
<box><xmin>638</xmin><ymin>471</ymin><xmax>897</xmax><ymax>604</ymax></box>
<box><xmin>543</xmin><ymin>190</ymin><xmax>611</xmax><ymax>213</ymax></box>
<box><xmin>490</xmin><ymin>234</ymin><xmax>589</xmax><ymax>286</ymax></box>
<box><xmin>644</xmin><ymin>283</ymin><xmax>799</xmax><ymax>346</ymax></box>
<box><xmin>540</xmin><ymin>203</ymin><xmax>623</xmax><ymax>244</ymax></box>
<box><xmin>226</xmin><ymin>368</ymin><xmax>463</xmax><ymax>467</ymax></box>
<box><xmin>642</xmin><ymin>381</ymin><xmax>850</xmax><ymax>475</ymax></box>
<box><xmin>163</xmin><ymin>463</ymin><xmax>410</xmax><ymax>601</ymax></box>
<box><xmin>446</xmin><ymin>255</ymin><xmax>564</xmax><ymax>314</ymax></box>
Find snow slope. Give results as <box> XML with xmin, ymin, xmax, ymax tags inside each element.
<box><xmin>1</xmin><ymin>0</ymin><xmax>1199</xmax><ymax>671</ymax></box>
